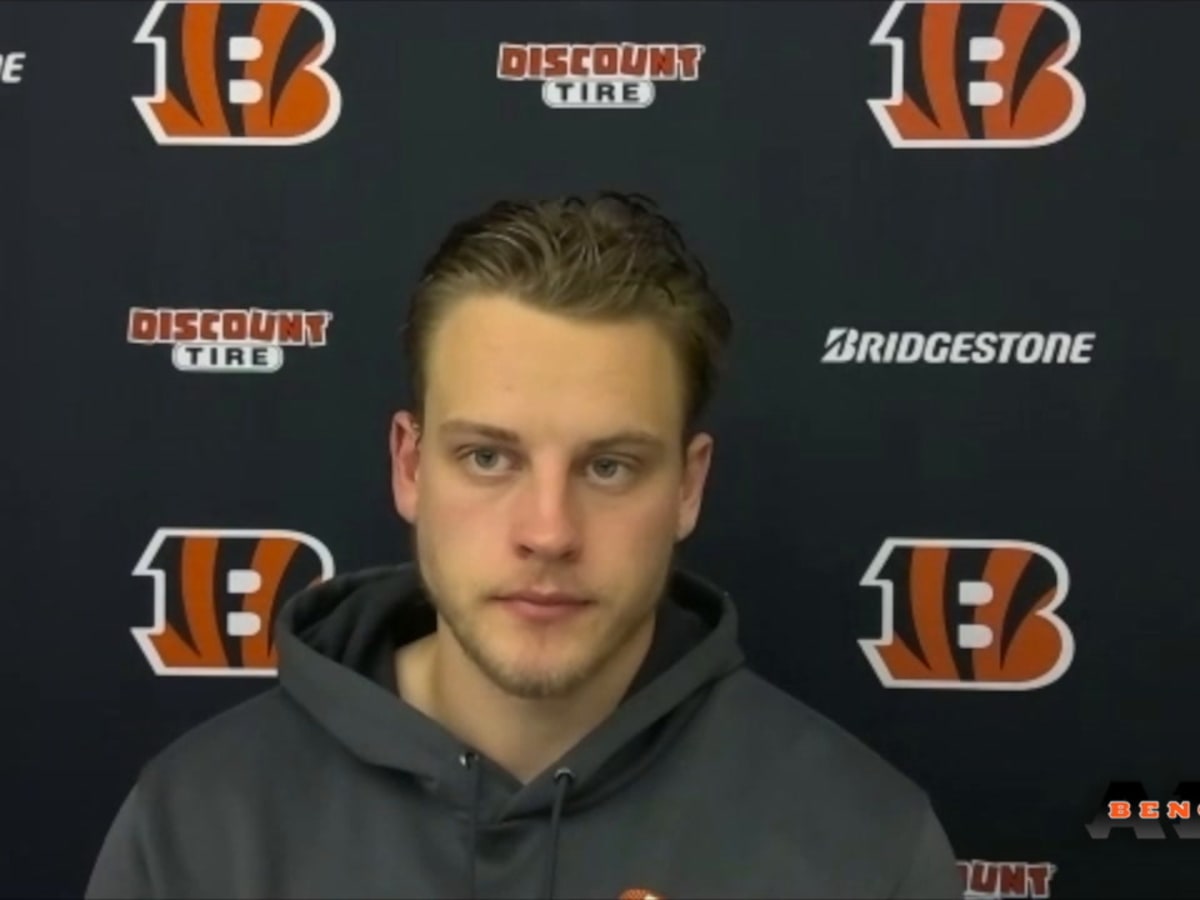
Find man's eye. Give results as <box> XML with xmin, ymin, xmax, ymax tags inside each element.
<box><xmin>590</xmin><ymin>458</ymin><xmax>636</xmax><ymax>483</ymax></box>
<box><xmin>473</xmin><ymin>449</ymin><xmax>499</xmax><ymax>468</ymax></box>
<box><xmin>463</xmin><ymin>448</ymin><xmax>511</xmax><ymax>473</ymax></box>
<box><xmin>592</xmin><ymin>459</ymin><xmax>621</xmax><ymax>478</ymax></box>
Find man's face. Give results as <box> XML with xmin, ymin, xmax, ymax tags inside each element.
<box><xmin>390</xmin><ymin>293</ymin><xmax>713</xmax><ymax>700</ymax></box>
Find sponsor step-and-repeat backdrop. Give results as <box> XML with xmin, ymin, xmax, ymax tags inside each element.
<box><xmin>5</xmin><ymin>1</ymin><xmax>1199</xmax><ymax>897</ymax></box>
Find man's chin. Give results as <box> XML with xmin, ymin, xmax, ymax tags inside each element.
<box><xmin>485</xmin><ymin>664</ymin><xmax>588</xmax><ymax>701</ymax></box>
<box><xmin>468</xmin><ymin>639</ymin><xmax>596</xmax><ymax>696</ymax></box>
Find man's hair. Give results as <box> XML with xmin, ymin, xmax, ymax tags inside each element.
<box><xmin>402</xmin><ymin>191</ymin><xmax>733</xmax><ymax>438</ymax></box>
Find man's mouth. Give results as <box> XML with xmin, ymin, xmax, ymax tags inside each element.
<box><xmin>493</xmin><ymin>591</ymin><xmax>592</xmax><ymax>622</ymax></box>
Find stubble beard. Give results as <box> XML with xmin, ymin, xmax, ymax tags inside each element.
<box><xmin>412</xmin><ymin>528</ymin><xmax>670</xmax><ymax>701</ymax></box>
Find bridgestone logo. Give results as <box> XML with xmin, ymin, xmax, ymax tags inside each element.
<box><xmin>821</xmin><ymin>329</ymin><xmax>1096</xmax><ymax>365</ymax></box>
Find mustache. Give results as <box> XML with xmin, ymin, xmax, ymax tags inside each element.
<box><xmin>410</xmin><ymin>523</ymin><xmax>581</xmax><ymax>594</ymax></box>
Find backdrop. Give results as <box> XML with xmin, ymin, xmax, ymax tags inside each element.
<box><xmin>5</xmin><ymin>1</ymin><xmax>1198</xmax><ymax>897</ymax></box>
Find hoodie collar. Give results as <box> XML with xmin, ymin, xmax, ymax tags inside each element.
<box><xmin>275</xmin><ymin>562</ymin><xmax>745</xmax><ymax>818</ymax></box>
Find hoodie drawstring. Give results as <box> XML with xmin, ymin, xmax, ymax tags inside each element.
<box><xmin>460</xmin><ymin>751</ymin><xmax>481</xmax><ymax>899</ymax></box>
<box><xmin>540</xmin><ymin>767</ymin><xmax>576</xmax><ymax>900</ymax></box>
<box><xmin>460</xmin><ymin>755</ymin><xmax>575</xmax><ymax>900</ymax></box>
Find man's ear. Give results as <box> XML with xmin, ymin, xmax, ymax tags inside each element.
<box><xmin>390</xmin><ymin>411</ymin><xmax>422</xmax><ymax>524</ymax></box>
<box><xmin>676</xmin><ymin>432</ymin><xmax>714</xmax><ymax>541</ymax></box>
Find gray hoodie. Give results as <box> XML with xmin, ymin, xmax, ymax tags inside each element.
<box><xmin>86</xmin><ymin>563</ymin><xmax>962</xmax><ymax>899</ymax></box>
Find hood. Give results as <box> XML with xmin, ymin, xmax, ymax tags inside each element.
<box><xmin>273</xmin><ymin>561</ymin><xmax>745</xmax><ymax>898</ymax></box>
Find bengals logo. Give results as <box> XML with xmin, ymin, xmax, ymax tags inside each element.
<box><xmin>133</xmin><ymin>0</ymin><xmax>340</xmax><ymax>145</ymax></box>
<box><xmin>859</xmin><ymin>538</ymin><xmax>1074</xmax><ymax>690</ymax></box>
<box><xmin>132</xmin><ymin>528</ymin><xmax>335</xmax><ymax>676</ymax></box>
<box><xmin>868</xmin><ymin>0</ymin><xmax>1085</xmax><ymax>148</ymax></box>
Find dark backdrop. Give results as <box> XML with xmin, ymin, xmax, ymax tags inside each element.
<box><xmin>4</xmin><ymin>1</ymin><xmax>1198</xmax><ymax>897</ymax></box>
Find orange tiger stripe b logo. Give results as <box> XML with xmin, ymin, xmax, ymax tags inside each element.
<box><xmin>869</xmin><ymin>0</ymin><xmax>1085</xmax><ymax>148</ymax></box>
<box><xmin>134</xmin><ymin>0</ymin><xmax>341</xmax><ymax>145</ymax></box>
<box><xmin>132</xmin><ymin>528</ymin><xmax>336</xmax><ymax>676</ymax></box>
<box><xmin>860</xmin><ymin>538</ymin><xmax>1075</xmax><ymax>690</ymax></box>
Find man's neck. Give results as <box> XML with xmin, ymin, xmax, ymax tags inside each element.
<box><xmin>395</xmin><ymin>619</ymin><xmax>655</xmax><ymax>784</ymax></box>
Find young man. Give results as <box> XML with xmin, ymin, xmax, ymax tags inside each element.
<box><xmin>87</xmin><ymin>193</ymin><xmax>961</xmax><ymax>899</ymax></box>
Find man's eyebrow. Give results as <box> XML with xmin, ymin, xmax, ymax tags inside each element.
<box><xmin>437</xmin><ymin>419</ymin><xmax>666</xmax><ymax>452</ymax></box>
<box><xmin>438</xmin><ymin>420</ymin><xmax>522</xmax><ymax>444</ymax></box>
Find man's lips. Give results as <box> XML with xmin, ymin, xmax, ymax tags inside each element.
<box><xmin>493</xmin><ymin>592</ymin><xmax>593</xmax><ymax>622</ymax></box>
<box><xmin>496</xmin><ymin>591</ymin><xmax>590</xmax><ymax>606</ymax></box>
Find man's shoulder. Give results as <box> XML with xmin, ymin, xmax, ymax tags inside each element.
<box><xmin>702</xmin><ymin>667</ymin><xmax>928</xmax><ymax>811</ymax></box>
<box><xmin>676</xmin><ymin>668</ymin><xmax>958</xmax><ymax>894</ymax></box>
<box><xmin>137</xmin><ymin>687</ymin><xmax>315</xmax><ymax>799</ymax></box>
<box><xmin>649</xmin><ymin>666</ymin><xmax>958</xmax><ymax>897</ymax></box>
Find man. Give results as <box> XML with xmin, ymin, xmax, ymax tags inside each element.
<box><xmin>87</xmin><ymin>192</ymin><xmax>961</xmax><ymax>899</ymax></box>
